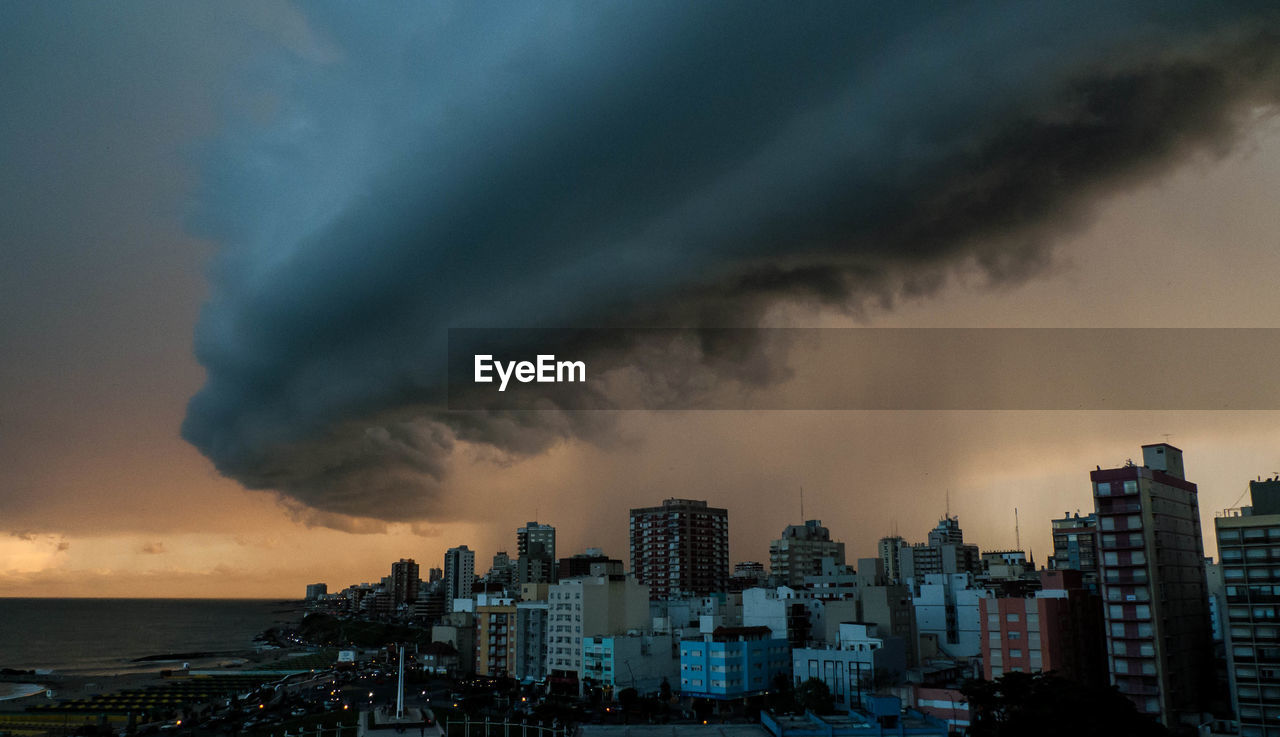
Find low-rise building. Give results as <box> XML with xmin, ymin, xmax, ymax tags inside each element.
<box><xmin>582</xmin><ymin>633</ymin><xmax>679</xmax><ymax>697</ymax></box>
<box><xmin>791</xmin><ymin>622</ymin><xmax>907</xmax><ymax>708</ymax></box>
<box><xmin>679</xmin><ymin>626</ymin><xmax>790</xmax><ymax>701</ymax></box>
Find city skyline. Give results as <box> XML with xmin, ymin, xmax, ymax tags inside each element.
<box><xmin>4</xmin><ymin>3</ymin><xmax>1280</xmax><ymax>598</ymax></box>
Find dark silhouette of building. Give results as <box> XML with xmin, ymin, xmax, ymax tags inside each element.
<box><xmin>630</xmin><ymin>498</ymin><xmax>728</xmax><ymax>599</ymax></box>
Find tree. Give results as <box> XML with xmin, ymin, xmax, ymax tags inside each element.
<box><xmin>765</xmin><ymin>672</ymin><xmax>798</xmax><ymax>714</ymax></box>
<box><xmin>961</xmin><ymin>672</ymin><xmax>1170</xmax><ymax>737</ymax></box>
<box><xmin>658</xmin><ymin>678</ymin><xmax>673</xmax><ymax>703</ymax></box>
<box><xmin>618</xmin><ymin>687</ymin><xmax>638</xmax><ymax>712</ymax></box>
<box><xmin>794</xmin><ymin>678</ymin><xmax>835</xmax><ymax>715</ymax></box>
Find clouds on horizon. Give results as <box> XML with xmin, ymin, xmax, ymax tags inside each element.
<box><xmin>181</xmin><ymin>2</ymin><xmax>1280</xmax><ymax>527</ymax></box>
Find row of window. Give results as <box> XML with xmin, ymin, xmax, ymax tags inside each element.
<box><xmin>1096</xmin><ymin>480</ymin><xmax>1140</xmax><ymax>497</ymax></box>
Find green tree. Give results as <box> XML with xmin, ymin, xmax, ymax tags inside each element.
<box><xmin>794</xmin><ymin>678</ymin><xmax>835</xmax><ymax>715</ymax></box>
<box><xmin>961</xmin><ymin>672</ymin><xmax>1170</xmax><ymax>737</ymax></box>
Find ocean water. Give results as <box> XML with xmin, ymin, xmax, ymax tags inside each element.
<box><xmin>0</xmin><ymin>599</ymin><xmax>299</xmax><ymax>675</ymax></box>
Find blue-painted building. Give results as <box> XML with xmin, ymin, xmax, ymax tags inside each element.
<box><xmin>680</xmin><ymin>625</ymin><xmax>791</xmax><ymax>700</ymax></box>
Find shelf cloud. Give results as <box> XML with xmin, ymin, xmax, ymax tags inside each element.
<box><xmin>182</xmin><ymin>1</ymin><xmax>1280</xmax><ymax>528</ymax></box>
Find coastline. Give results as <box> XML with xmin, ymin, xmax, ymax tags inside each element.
<box><xmin>0</xmin><ymin>646</ymin><xmax>311</xmax><ymax>712</ymax></box>
<box><xmin>0</xmin><ymin>683</ymin><xmax>46</xmax><ymax>701</ymax></box>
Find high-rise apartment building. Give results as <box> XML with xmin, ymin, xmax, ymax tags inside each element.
<box><xmin>901</xmin><ymin>517</ymin><xmax>980</xmax><ymax>585</ymax></box>
<box><xmin>389</xmin><ymin>558</ymin><xmax>420</xmax><ymax>606</ymax></box>
<box><xmin>517</xmin><ymin>521</ymin><xmax>557</xmax><ymax>585</ymax></box>
<box><xmin>769</xmin><ymin>520</ymin><xmax>846</xmax><ymax>587</ymax></box>
<box><xmin>1049</xmin><ymin>512</ymin><xmax>1099</xmax><ymax>588</ymax></box>
<box><xmin>1216</xmin><ymin>477</ymin><xmax>1280</xmax><ymax>737</ymax></box>
<box><xmin>878</xmin><ymin>536</ymin><xmax>906</xmax><ymax>584</ymax></box>
<box><xmin>518</xmin><ymin>521</ymin><xmax>557</xmax><ymax>561</ymax></box>
<box><xmin>1093</xmin><ymin>443</ymin><xmax>1212</xmax><ymax>729</ymax></box>
<box><xmin>630</xmin><ymin>498</ymin><xmax>729</xmax><ymax>599</ymax></box>
<box><xmin>444</xmin><ymin>545</ymin><xmax>475</xmax><ymax>609</ymax></box>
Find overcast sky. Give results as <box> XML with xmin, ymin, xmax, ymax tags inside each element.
<box><xmin>3</xmin><ymin>2</ymin><xmax>1280</xmax><ymax>596</ymax></box>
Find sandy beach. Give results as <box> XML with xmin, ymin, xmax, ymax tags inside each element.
<box><xmin>0</xmin><ymin>682</ymin><xmax>47</xmax><ymax>701</ymax></box>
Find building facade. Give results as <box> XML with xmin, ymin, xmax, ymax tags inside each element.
<box><xmin>792</xmin><ymin>622</ymin><xmax>907</xmax><ymax>708</ymax></box>
<box><xmin>518</xmin><ymin>521</ymin><xmax>557</xmax><ymax>585</ymax></box>
<box><xmin>630</xmin><ymin>498</ymin><xmax>729</xmax><ymax>599</ymax></box>
<box><xmin>769</xmin><ymin>520</ymin><xmax>846</xmax><ymax>587</ymax></box>
<box><xmin>475</xmin><ymin>601</ymin><xmax>517</xmax><ymax>677</ymax></box>
<box><xmin>1093</xmin><ymin>443</ymin><xmax>1213</xmax><ymax>729</ymax></box>
<box><xmin>389</xmin><ymin>558</ymin><xmax>420</xmax><ymax>606</ymax></box>
<box><xmin>1049</xmin><ymin>511</ymin><xmax>1099</xmax><ymax>589</ymax></box>
<box><xmin>582</xmin><ymin>633</ymin><xmax>679</xmax><ymax>697</ymax></box>
<box><xmin>679</xmin><ymin>626</ymin><xmax>790</xmax><ymax>700</ymax></box>
<box><xmin>444</xmin><ymin>545</ymin><xmax>475</xmax><ymax>610</ymax></box>
<box><xmin>979</xmin><ymin>569</ymin><xmax>1106</xmax><ymax>684</ymax></box>
<box><xmin>545</xmin><ymin>574</ymin><xmax>650</xmax><ymax>682</ymax></box>
<box><xmin>1217</xmin><ymin>477</ymin><xmax>1280</xmax><ymax>737</ymax></box>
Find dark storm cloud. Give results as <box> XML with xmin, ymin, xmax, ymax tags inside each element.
<box><xmin>183</xmin><ymin>1</ymin><xmax>1280</xmax><ymax>525</ymax></box>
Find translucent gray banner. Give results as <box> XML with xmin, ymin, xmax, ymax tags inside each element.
<box><xmin>446</xmin><ymin>328</ymin><xmax>1280</xmax><ymax>410</ymax></box>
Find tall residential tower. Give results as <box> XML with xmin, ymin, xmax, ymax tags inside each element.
<box><xmin>1092</xmin><ymin>443</ymin><xmax>1212</xmax><ymax>730</ymax></box>
<box><xmin>630</xmin><ymin>498</ymin><xmax>729</xmax><ymax>599</ymax></box>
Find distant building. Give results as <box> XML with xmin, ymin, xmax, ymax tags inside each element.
<box><xmin>769</xmin><ymin>520</ymin><xmax>846</xmax><ymax>587</ymax></box>
<box><xmin>1216</xmin><ymin>476</ymin><xmax>1280</xmax><ymax>737</ymax></box>
<box><xmin>680</xmin><ymin>626</ymin><xmax>790</xmax><ymax>701</ymax></box>
<box><xmin>487</xmin><ymin>551</ymin><xmax>516</xmax><ymax>588</ymax></box>
<box><xmin>877</xmin><ymin>537</ymin><xmax>906</xmax><ymax>584</ymax></box>
<box><xmin>475</xmin><ymin>600</ymin><xmax>518</xmax><ymax>677</ymax></box>
<box><xmin>518</xmin><ymin>521</ymin><xmax>557</xmax><ymax>561</ymax></box>
<box><xmin>979</xmin><ymin>569</ymin><xmax>1106</xmax><ymax>684</ymax></box>
<box><xmin>546</xmin><ymin>574</ymin><xmax>650</xmax><ymax>684</ymax></box>
<box><xmin>792</xmin><ymin>622</ymin><xmax>907</xmax><ymax>708</ymax></box>
<box><xmin>1049</xmin><ymin>511</ymin><xmax>1099</xmax><ymax>588</ymax></box>
<box><xmin>1093</xmin><ymin>443</ymin><xmax>1212</xmax><ymax>729</ymax></box>
<box><xmin>979</xmin><ymin>550</ymin><xmax>1033</xmax><ymax>581</ymax></box>
<box><xmin>630</xmin><ymin>498</ymin><xmax>729</xmax><ymax>599</ymax></box>
<box><xmin>901</xmin><ymin>517</ymin><xmax>980</xmax><ymax>585</ymax></box>
<box><xmin>514</xmin><ymin>521</ymin><xmax>557</xmax><ymax>586</ymax></box>
<box><xmin>558</xmin><ymin>551</ymin><xmax>624</xmax><ymax>580</ymax></box>
<box><xmin>515</xmin><ymin>600</ymin><xmax>550</xmax><ymax>682</ymax></box>
<box><xmin>444</xmin><ymin>545</ymin><xmax>475</xmax><ymax>610</ymax></box>
<box><xmin>582</xmin><ymin>633</ymin><xmax>679</xmax><ymax>696</ymax></box>
<box><xmin>431</xmin><ymin>611</ymin><xmax>476</xmax><ymax>675</ymax></box>
<box><xmin>305</xmin><ymin>583</ymin><xmax>327</xmax><ymax>601</ymax></box>
<box><xmin>854</xmin><ymin>558</ymin><xmax>919</xmax><ymax>667</ymax></box>
<box><xmin>913</xmin><ymin>573</ymin><xmax>989</xmax><ymax>658</ymax></box>
<box><xmin>389</xmin><ymin>558</ymin><xmax>420</xmax><ymax>606</ymax></box>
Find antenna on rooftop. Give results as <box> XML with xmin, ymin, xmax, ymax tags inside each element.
<box><xmin>800</xmin><ymin>486</ymin><xmax>805</xmax><ymax>521</ymax></box>
<box><xmin>1015</xmin><ymin>508</ymin><xmax>1021</xmax><ymax>551</ymax></box>
<box><xmin>946</xmin><ymin>489</ymin><xmax>951</xmax><ymax>520</ymax></box>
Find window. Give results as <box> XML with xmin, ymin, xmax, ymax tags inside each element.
<box><xmin>1006</xmin><ymin>613</ymin><xmax>1020</xmax><ymax>623</ymax></box>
